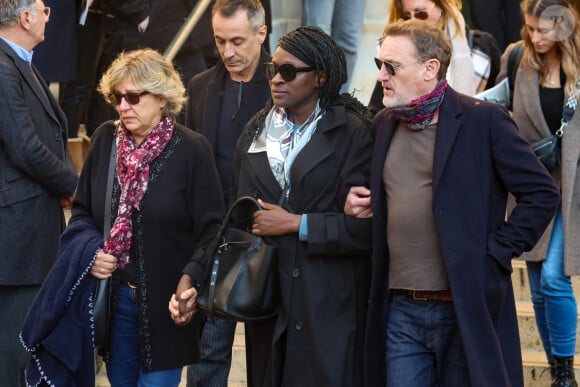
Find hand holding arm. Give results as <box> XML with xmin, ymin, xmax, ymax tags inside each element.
<box><xmin>344</xmin><ymin>186</ymin><xmax>372</xmax><ymax>218</ymax></box>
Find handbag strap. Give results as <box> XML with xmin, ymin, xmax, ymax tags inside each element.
<box><xmin>104</xmin><ymin>124</ymin><xmax>118</xmax><ymax>237</ymax></box>
<box><xmin>557</xmin><ymin>95</ymin><xmax>578</xmax><ymax>137</ymax></box>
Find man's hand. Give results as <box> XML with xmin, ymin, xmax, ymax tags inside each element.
<box><xmin>168</xmin><ymin>274</ymin><xmax>197</xmax><ymax>326</ymax></box>
<box><xmin>59</xmin><ymin>192</ymin><xmax>76</xmax><ymax>209</ymax></box>
<box><xmin>344</xmin><ymin>186</ymin><xmax>373</xmax><ymax>218</ymax></box>
<box><xmin>252</xmin><ymin>199</ymin><xmax>301</xmax><ymax>236</ymax></box>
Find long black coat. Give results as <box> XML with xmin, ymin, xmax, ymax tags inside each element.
<box><xmin>71</xmin><ymin>121</ymin><xmax>223</xmax><ymax>371</ymax></box>
<box><xmin>0</xmin><ymin>39</ymin><xmax>78</xmax><ymax>285</ymax></box>
<box><xmin>364</xmin><ymin>88</ymin><xmax>560</xmax><ymax>387</ymax></box>
<box><xmin>232</xmin><ymin>104</ymin><xmax>373</xmax><ymax>386</ymax></box>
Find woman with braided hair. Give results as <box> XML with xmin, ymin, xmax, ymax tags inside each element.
<box><xmin>231</xmin><ymin>25</ymin><xmax>373</xmax><ymax>386</ymax></box>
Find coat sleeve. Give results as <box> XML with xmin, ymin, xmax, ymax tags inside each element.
<box><xmin>0</xmin><ymin>59</ymin><xmax>77</xmax><ymax>198</ymax></box>
<box><xmin>306</xmin><ymin>118</ymin><xmax>374</xmax><ymax>256</ymax></box>
<box><xmin>181</xmin><ymin>133</ymin><xmax>225</xmax><ymax>283</ymax></box>
<box><xmin>486</xmin><ymin>104</ymin><xmax>560</xmax><ymax>269</ymax></box>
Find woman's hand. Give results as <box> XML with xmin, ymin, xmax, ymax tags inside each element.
<box><xmin>90</xmin><ymin>248</ymin><xmax>118</xmax><ymax>279</ymax></box>
<box><xmin>168</xmin><ymin>274</ymin><xmax>197</xmax><ymax>326</ymax></box>
<box><xmin>252</xmin><ymin>199</ymin><xmax>301</xmax><ymax>236</ymax></box>
<box><xmin>344</xmin><ymin>186</ymin><xmax>373</xmax><ymax>218</ymax></box>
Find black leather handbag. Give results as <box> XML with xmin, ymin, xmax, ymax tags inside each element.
<box><xmin>531</xmin><ymin>134</ymin><xmax>559</xmax><ymax>172</ymax></box>
<box><xmin>94</xmin><ymin>132</ymin><xmax>116</xmax><ymax>346</ymax></box>
<box><xmin>93</xmin><ymin>276</ymin><xmax>112</xmax><ymax>346</ymax></box>
<box><xmin>197</xmin><ymin>196</ymin><xmax>279</xmax><ymax>322</ymax></box>
<box><xmin>531</xmin><ymin>94</ymin><xmax>577</xmax><ymax>172</ymax></box>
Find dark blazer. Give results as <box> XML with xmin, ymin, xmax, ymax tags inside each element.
<box><xmin>364</xmin><ymin>87</ymin><xmax>560</xmax><ymax>387</ymax></box>
<box><xmin>185</xmin><ymin>49</ymin><xmax>271</xmax><ymax>203</ymax></box>
<box><xmin>0</xmin><ymin>38</ymin><xmax>78</xmax><ymax>285</ymax></box>
<box><xmin>33</xmin><ymin>0</ymin><xmax>78</xmax><ymax>82</ymax></box>
<box><xmin>103</xmin><ymin>0</ymin><xmax>214</xmax><ymax>54</ymax></box>
<box><xmin>233</xmin><ymin>103</ymin><xmax>373</xmax><ymax>387</ymax></box>
<box><xmin>467</xmin><ymin>0</ymin><xmax>522</xmax><ymax>51</ymax></box>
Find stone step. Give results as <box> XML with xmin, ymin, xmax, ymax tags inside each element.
<box><xmin>516</xmin><ymin>300</ymin><xmax>580</xmax><ymax>353</ymax></box>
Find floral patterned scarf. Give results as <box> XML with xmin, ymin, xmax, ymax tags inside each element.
<box><xmin>103</xmin><ymin>116</ymin><xmax>175</xmax><ymax>268</ymax></box>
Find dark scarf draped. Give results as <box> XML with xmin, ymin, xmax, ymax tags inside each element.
<box><xmin>389</xmin><ymin>80</ymin><xmax>448</xmax><ymax>130</ymax></box>
<box><xmin>103</xmin><ymin>116</ymin><xmax>175</xmax><ymax>268</ymax></box>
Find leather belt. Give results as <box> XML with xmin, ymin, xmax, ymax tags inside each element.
<box><xmin>393</xmin><ymin>289</ymin><xmax>453</xmax><ymax>302</ymax></box>
<box><xmin>120</xmin><ymin>280</ymin><xmax>137</xmax><ymax>289</ymax></box>
<box><xmin>120</xmin><ymin>281</ymin><xmax>137</xmax><ymax>301</ymax></box>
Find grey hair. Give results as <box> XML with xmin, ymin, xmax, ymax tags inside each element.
<box><xmin>212</xmin><ymin>0</ymin><xmax>265</xmax><ymax>32</ymax></box>
<box><xmin>0</xmin><ymin>0</ymin><xmax>36</xmax><ymax>29</ymax></box>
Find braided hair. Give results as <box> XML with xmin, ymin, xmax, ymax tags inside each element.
<box><xmin>239</xmin><ymin>26</ymin><xmax>371</xmax><ymax>150</ymax></box>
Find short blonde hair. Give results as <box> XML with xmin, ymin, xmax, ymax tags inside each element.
<box><xmin>99</xmin><ymin>48</ymin><xmax>187</xmax><ymax>116</ymax></box>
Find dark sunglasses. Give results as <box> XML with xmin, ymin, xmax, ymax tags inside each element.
<box><xmin>374</xmin><ymin>57</ymin><xmax>398</xmax><ymax>76</ymax></box>
<box><xmin>402</xmin><ymin>10</ymin><xmax>429</xmax><ymax>20</ymax></box>
<box><xmin>264</xmin><ymin>63</ymin><xmax>315</xmax><ymax>81</ymax></box>
<box><xmin>108</xmin><ymin>91</ymin><xmax>150</xmax><ymax>105</ymax></box>
<box><xmin>401</xmin><ymin>2</ymin><xmax>436</xmax><ymax>20</ymax></box>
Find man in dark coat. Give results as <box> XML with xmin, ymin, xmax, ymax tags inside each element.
<box><xmin>184</xmin><ymin>1</ymin><xmax>270</xmax><ymax>386</ymax></box>
<box><xmin>345</xmin><ymin>20</ymin><xmax>560</xmax><ymax>386</ymax></box>
<box><xmin>0</xmin><ymin>0</ymin><xmax>78</xmax><ymax>385</ymax></box>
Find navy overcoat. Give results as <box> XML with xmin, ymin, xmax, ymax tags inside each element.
<box><xmin>363</xmin><ymin>87</ymin><xmax>560</xmax><ymax>387</ymax></box>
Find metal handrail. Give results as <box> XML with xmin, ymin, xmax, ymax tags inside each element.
<box><xmin>163</xmin><ymin>0</ymin><xmax>213</xmax><ymax>61</ymax></box>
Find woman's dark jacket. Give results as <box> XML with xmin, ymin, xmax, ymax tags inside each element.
<box><xmin>70</xmin><ymin>121</ymin><xmax>224</xmax><ymax>371</ymax></box>
<box><xmin>232</xmin><ymin>103</ymin><xmax>373</xmax><ymax>387</ymax></box>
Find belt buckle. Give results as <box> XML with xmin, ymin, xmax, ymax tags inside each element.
<box><xmin>411</xmin><ymin>291</ymin><xmax>428</xmax><ymax>301</ymax></box>
<box><xmin>127</xmin><ymin>281</ymin><xmax>137</xmax><ymax>301</ymax></box>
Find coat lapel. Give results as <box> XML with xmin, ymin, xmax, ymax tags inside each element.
<box><xmin>0</xmin><ymin>40</ymin><xmax>66</xmax><ymax>140</ymax></box>
<box><xmin>432</xmin><ymin>88</ymin><xmax>462</xmax><ymax>195</ymax></box>
<box><xmin>516</xmin><ymin>68</ymin><xmax>551</xmax><ymax>138</ymax></box>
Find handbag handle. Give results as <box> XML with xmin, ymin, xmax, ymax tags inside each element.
<box><xmin>204</xmin><ymin>196</ymin><xmax>262</xmax><ymax>319</ymax></box>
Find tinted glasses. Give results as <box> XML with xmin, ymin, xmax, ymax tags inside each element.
<box><xmin>108</xmin><ymin>91</ymin><xmax>150</xmax><ymax>105</ymax></box>
<box><xmin>264</xmin><ymin>63</ymin><xmax>315</xmax><ymax>81</ymax></box>
<box><xmin>374</xmin><ymin>57</ymin><xmax>398</xmax><ymax>76</ymax></box>
<box><xmin>401</xmin><ymin>2</ymin><xmax>436</xmax><ymax>20</ymax></box>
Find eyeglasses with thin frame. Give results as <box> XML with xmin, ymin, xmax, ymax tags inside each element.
<box><xmin>374</xmin><ymin>57</ymin><xmax>399</xmax><ymax>76</ymax></box>
<box><xmin>264</xmin><ymin>63</ymin><xmax>315</xmax><ymax>81</ymax></box>
<box><xmin>401</xmin><ymin>2</ymin><xmax>436</xmax><ymax>21</ymax></box>
<box><xmin>108</xmin><ymin>91</ymin><xmax>150</xmax><ymax>105</ymax></box>
<box><xmin>35</xmin><ymin>6</ymin><xmax>50</xmax><ymax>17</ymax></box>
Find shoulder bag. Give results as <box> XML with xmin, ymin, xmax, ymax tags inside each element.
<box><xmin>531</xmin><ymin>95</ymin><xmax>577</xmax><ymax>172</ymax></box>
<box><xmin>196</xmin><ymin>196</ymin><xmax>279</xmax><ymax>322</ymax></box>
<box><xmin>94</xmin><ymin>129</ymin><xmax>117</xmax><ymax>346</ymax></box>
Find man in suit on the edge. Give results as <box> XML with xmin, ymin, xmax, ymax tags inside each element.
<box><xmin>0</xmin><ymin>0</ymin><xmax>78</xmax><ymax>385</ymax></box>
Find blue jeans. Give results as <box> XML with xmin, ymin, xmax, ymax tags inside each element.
<box><xmin>186</xmin><ymin>317</ymin><xmax>236</xmax><ymax>387</ymax></box>
<box><xmin>302</xmin><ymin>0</ymin><xmax>368</xmax><ymax>92</ymax></box>
<box><xmin>526</xmin><ymin>207</ymin><xmax>577</xmax><ymax>361</ymax></box>
<box><xmin>106</xmin><ymin>286</ymin><xmax>182</xmax><ymax>387</ymax></box>
<box><xmin>386</xmin><ymin>293</ymin><xmax>470</xmax><ymax>386</ymax></box>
